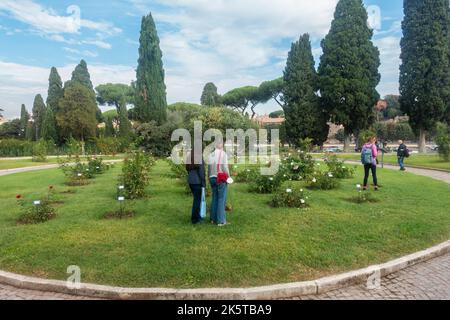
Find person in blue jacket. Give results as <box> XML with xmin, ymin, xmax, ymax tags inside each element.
<box><xmin>185</xmin><ymin>150</ymin><xmax>206</xmax><ymax>225</ymax></box>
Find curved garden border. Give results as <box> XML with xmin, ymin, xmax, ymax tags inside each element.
<box><xmin>0</xmin><ymin>161</ymin><xmax>449</xmax><ymax>299</ymax></box>
<box><xmin>0</xmin><ymin>240</ymin><xmax>448</xmax><ymax>300</ymax></box>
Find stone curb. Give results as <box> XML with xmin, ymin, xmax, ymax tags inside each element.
<box><xmin>0</xmin><ymin>240</ymin><xmax>448</xmax><ymax>300</ymax></box>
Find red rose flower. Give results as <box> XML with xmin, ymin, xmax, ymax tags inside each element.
<box><xmin>16</xmin><ymin>194</ymin><xmax>22</xmax><ymax>199</ymax></box>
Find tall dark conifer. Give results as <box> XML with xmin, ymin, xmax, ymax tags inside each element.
<box><xmin>283</xmin><ymin>34</ymin><xmax>329</xmax><ymax>146</ymax></box>
<box><xmin>135</xmin><ymin>13</ymin><xmax>167</xmax><ymax>124</ymax></box>
<box><xmin>318</xmin><ymin>0</ymin><xmax>380</xmax><ymax>151</ymax></box>
<box><xmin>32</xmin><ymin>94</ymin><xmax>46</xmax><ymax>141</ymax></box>
<box><xmin>399</xmin><ymin>0</ymin><xmax>450</xmax><ymax>152</ymax></box>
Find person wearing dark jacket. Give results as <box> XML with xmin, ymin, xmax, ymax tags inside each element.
<box><xmin>186</xmin><ymin>151</ymin><xmax>206</xmax><ymax>225</ymax></box>
<box><xmin>397</xmin><ymin>140</ymin><xmax>408</xmax><ymax>171</ymax></box>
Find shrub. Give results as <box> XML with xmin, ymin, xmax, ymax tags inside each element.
<box><xmin>435</xmin><ymin>123</ymin><xmax>450</xmax><ymax>161</ymax></box>
<box><xmin>16</xmin><ymin>195</ymin><xmax>55</xmax><ymax>224</ymax></box>
<box><xmin>324</xmin><ymin>155</ymin><xmax>356</xmax><ymax>179</ymax></box>
<box><xmin>87</xmin><ymin>156</ymin><xmax>106</xmax><ymax>174</ymax></box>
<box><xmin>120</xmin><ymin>150</ymin><xmax>154</xmax><ymax>199</ymax></box>
<box><xmin>279</xmin><ymin>152</ymin><xmax>315</xmax><ymax>181</ymax></box>
<box><xmin>307</xmin><ymin>172</ymin><xmax>340</xmax><ymax>190</ymax></box>
<box><xmin>235</xmin><ymin>167</ymin><xmax>258</xmax><ymax>183</ymax></box>
<box><xmin>0</xmin><ymin>139</ymin><xmax>34</xmax><ymax>157</ymax></box>
<box><xmin>270</xmin><ymin>185</ymin><xmax>310</xmax><ymax>209</ymax></box>
<box><xmin>58</xmin><ymin>156</ymin><xmax>93</xmax><ymax>186</ymax></box>
<box><xmin>348</xmin><ymin>185</ymin><xmax>380</xmax><ymax>204</ymax></box>
<box><xmin>249</xmin><ymin>172</ymin><xmax>283</xmax><ymax>194</ymax></box>
<box><xmin>32</xmin><ymin>139</ymin><xmax>48</xmax><ymax>162</ymax></box>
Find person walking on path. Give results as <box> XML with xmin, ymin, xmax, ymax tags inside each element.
<box><xmin>397</xmin><ymin>140</ymin><xmax>409</xmax><ymax>171</ymax></box>
<box><xmin>361</xmin><ymin>136</ymin><xmax>379</xmax><ymax>191</ymax></box>
<box><xmin>208</xmin><ymin>142</ymin><xmax>230</xmax><ymax>227</ymax></box>
<box><xmin>186</xmin><ymin>151</ymin><xmax>206</xmax><ymax>225</ymax></box>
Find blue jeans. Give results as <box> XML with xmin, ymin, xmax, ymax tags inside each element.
<box><xmin>209</xmin><ymin>177</ymin><xmax>228</xmax><ymax>224</ymax></box>
<box><xmin>189</xmin><ymin>184</ymin><xmax>202</xmax><ymax>224</ymax></box>
<box><xmin>398</xmin><ymin>156</ymin><xmax>405</xmax><ymax>170</ymax></box>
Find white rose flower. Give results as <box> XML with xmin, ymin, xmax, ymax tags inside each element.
<box><xmin>118</xmin><ymin>196</ymin><xmax>125</xmax><ymax>201</ymax></box>
<box><xmin>118</xmin><ymin>186</ymin><xmax>125</xmax><ymax>190</ymax></box>
<box><xmin>300</xmin><ymin>199</ymin><xmax>305</xmax><ymax>204</ymax></box>
<box><xmin>328</xmin><ymin>173</ymin><xmax>333</xmax><ymax>178</ymax></box>
<box><xmin>286</xmin><ymin>189</ymin><xmax>292</xmax><ymax>193</ymax></box>
<box><xmin>312</xmin><ymin>178</ymin><xmax>317</xmax><ymax>183</ymax></box>
<box><xmin>77</xmin><ymin>173</ymin><xmax>82</xmax><ymax>177</ymax></box>
<box><xmin>33</xmin><ymin>200</ymin><xmax>41</xmax><ymax>205</ymax></box>
<box><xmin>269</xmin><ymin>177</ymin><xmax>274</xmax><ymax>181</ymax></box>
<box><xmin>356</xmin><ymin>184</ymin><xmax>361</xmax><ymax>189</ymax></box>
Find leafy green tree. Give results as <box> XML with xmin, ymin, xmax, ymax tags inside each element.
<box><xmin>201</xmin><ymin>82</ymin><xmax>221</xmax><ymax>107</ymax></box>
<box><xmin>383</xmin><ymin>95</ymin><xmax>403</xmax><ymax>119</ymax></box>
<box><xmin>0</xmin><ymin>119</ymin><xmax>21</xmax><ymax>138</ymax></box>
<box><xmin>0</xmin><ymin>107</ymin><xmax>3</xmax><ymax>118</ymax></box>
<box><xmin>283</xmin><ymin>34</ymin><xmax>329</xmax><ymax>146</ymax></box>
<box><xmin>400</xmin><ymin>0</ymin><xmax>450</xmax><ymax>152</ymax></box>
<box><xmin>318</xmin><ymin>0</ymin><xmax>381</xmax><ymax>152</ymax></box>
<box><xmin>41</xmin><ymin>107</ymin><xmax>58</xmax><ymax>142</ymax></box>
<box><xmin>269</xmin><ymin>110</ymin><xmax>284</xmax><ymax>118</ymax></box>
<box><xmin>19</xmin><ymin>104</ymin><xmax>30</xmax><ymax>138</ymax></box>
<box><xmin>135</xmin><ymin>13</ymin><xmax>167</xmax><ymax>124</ymax></box>
<box><xmin>222</xmin><ymin>86</ymin><xmax>261</xmax><ymax>118</ymax></box>
<box><xmin>32</xmin><ymin>94</ymin><xmax>46</xmax><ymax>141</ymax></box>
<box><xmin>259</xmin><ymin>78</ymin><xmax>284</xmax><ymax>107</ymax></box>
<box><xmin>96</xmin><ymin>83</ymin><xmax>134</xmax><ymax>138</ymax></box>
<box><xmin>57</xmin><ymin>82</ymin><xmax>98</xmax><ymax>142</ymax></box>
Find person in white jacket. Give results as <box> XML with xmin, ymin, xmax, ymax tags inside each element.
<box><xmin>208</xmin><ymin>142</ymin><xmax>230</xmax><ymax>226</ymax></box>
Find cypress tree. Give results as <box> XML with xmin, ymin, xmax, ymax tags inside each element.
<box><xmin>318</xmin><ymin>0</ymin><xmax>380</xmax><ymax>152</ymax></box>
<box><xmin>68</xmin><ymin>60</ymin><xmax>103</xmax><ymax>123</ymax></box>
<box><xmin>41</xmin><ymin>107</ymin><xmax>58</xmax><ymax>142</ymax></box>
<box><xmin>283</xmin><ymin>34</ymin><xmax>329</xmax><ymax>146</ymax></box>
<box><xmin>118</xmin><ymin>98</ymin><xmax>132</xmax><ymax>138</ymax></box>
<box><xmin>47</xmin><ymin>67</ymin><xmax>63</xmax><ymax>113</ymax></box>
<box><xmin>71</xmin><ymin>60</ymin><xmax>93</xmax><ymax>90</ymax></box>
<box><xmin>399</xmin><ymin>0</ymin><xmax>450</xmax><ymax>152</ymax></box>
<box><xmin>105</xmin><ymin>116</ymin><xmax>116</xmax><ymax>137</ymax></box>
<box><xmin>200</xmin><ymin>83</ymin><xmax>221</xmax><ymax>106</ymax></box>
<box><xmin>135</xmin><ymin>13</ymin><xmax>167</xmax><ymax>124</ymax></box>
<box><xmin>19</xmin><ymin>104</ymin><xmax>30</xmax><ymax>138</ymax></box>
<box><xmin>57</xmin><ymin>82</ymin><xmax>98</xmax><ymax>142</ymax></box>
<box><xmin>32</xmin><ymin>94</ymin><xmax>46</xmax><ymax>141</ymax></box>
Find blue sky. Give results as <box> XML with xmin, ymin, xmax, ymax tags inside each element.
<box><xmin>0</xmin><ymin>0</ymin><xmax>404</xmax><ymax>119</ymax></box>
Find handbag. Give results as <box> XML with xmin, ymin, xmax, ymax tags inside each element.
<box><xmin>216</xmin><ymin>151</ymin><xmax>229</xmax><ymax>184</ymax></box>
<box><xmin>200</xmin><ymin>187</ymin><xmax>206</xmax><ymax>219</ymax></box>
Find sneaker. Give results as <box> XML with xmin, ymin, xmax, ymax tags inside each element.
<box><xmin>374</xmin><ymin>186</ymin><xmax>379</xmax><ymax>191</ymax></box>
<box><xmin>218</xmin><ymin>223</ymin><xmax>229</xmax><ymax>227</ymax></box>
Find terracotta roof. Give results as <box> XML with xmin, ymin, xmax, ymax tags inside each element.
<box><xmin>254</xmin><ymin>114</ymin><xmax>285</xmax><ymax>125</ymax></box>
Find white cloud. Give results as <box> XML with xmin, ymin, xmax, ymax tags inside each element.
<box><xmin>0</xmin><ymin>0</ymin><xmax>121</xmax><ymax>35</ymax></box>
<box><xmin>374</xmin><ymin>36</ymin><xmax>401</xmax><ymax>96</ymax></box>
<box><xmin>128</xmin><ymin>0</ymin><xmax>339</xmax><ymax>112</ymax></box>
<box><xmin>82</xmin><ymin>40</ymin><xmax>112</xmax><ymax>50</ymax></box>
<box><xmin>63</xmin><ymin>47</ymin><xmax>99</xmax><ymax>58</ymax></box>
<box><xmin>0</xmin><ymin>60</ymin><xmax>135</xmax><ymax>119</ymax></box>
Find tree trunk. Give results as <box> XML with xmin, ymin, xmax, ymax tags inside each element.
<box><xmin>344</xmin><ymin>134</ymin><xmax>352</xmax><ymax>153</ymax></box>
<box><xmin>418</xmin><ymin>129</ymin><xmax>427</xmax><ymax>153</ymax></box>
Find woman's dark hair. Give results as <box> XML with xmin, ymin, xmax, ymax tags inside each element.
<box><xmin>186</xmin><ymin>151</ymin><xmax>200</xmax><ymax>171</ymax></box>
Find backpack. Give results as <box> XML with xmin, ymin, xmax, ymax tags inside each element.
<box><xmin>404</xmin><ymin>148</ymin><xmax>410</xmax><ymax>158</ymax></box>
<box><xmin>361</xmin><ymin>145</ymin><xmax>373</xmax><ymax>165</ymax></box>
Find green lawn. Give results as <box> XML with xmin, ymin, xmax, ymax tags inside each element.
<box><xmin>0</xmin><ymin>155</ymin><xmax>124</xmax><ymax>170</ymax></box>
<box><xmin>0</xmin><ymin>160</ymin><xmax>449</xmax><ymax>288</ymax></box>
<box><xmin>315</xmin><ymin>153</ymin><xmax>450</xmax><ymax>171</ymax></box>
